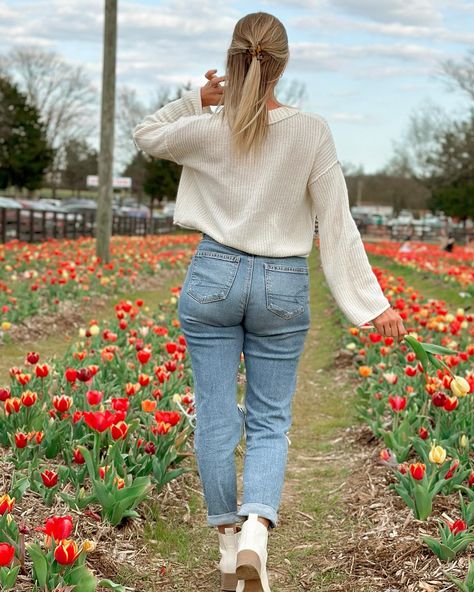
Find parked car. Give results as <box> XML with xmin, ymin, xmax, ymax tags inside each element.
<box><xmin>119</xmin><ymin>203</ymin><xmax>150</xmax><ymax>218</ymax></box>
<box><xmin>0</xmin><ymin>196</ymin><xmax>22</xmax><ymax>210</ymax></box>
<box><xmin>162</xmin><ymin>202</ymin><xmax>175</xmax><ymax>216</ymax></box>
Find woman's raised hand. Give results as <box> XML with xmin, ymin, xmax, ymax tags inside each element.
<box><xmin>200</xmin><ymin>69</ymin><xmax>226</xmax><ymax>108</ymax></box>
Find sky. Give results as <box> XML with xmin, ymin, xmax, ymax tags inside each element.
<box><xmin>0</xmin><ymin>0</ymin><xmax>473</xmax><ymax>173</ymax></box>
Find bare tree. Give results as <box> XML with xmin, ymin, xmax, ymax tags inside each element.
<box><xmin>436</xmin><ymin>48</ymin><xmax>474</xmax><ymax>103</ymax></box>
<box><xmin>383</xmin><ymin>100</ymin><xmax>451</xmax><ymax>182</ymax></box>
<box><xmin>1</xmin><ymin>47</ymin><xmax>97</xmax><ymax>196</ymax></box>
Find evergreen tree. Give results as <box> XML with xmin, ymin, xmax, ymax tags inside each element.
<box><xmin>143</xmin><ymin>156</ymin><xmax>181</xmax><ymax>205</ymax></box>
<box><xmin>62</xmin><ymin>139</ymin><xmax>98</xmax><ymax>194</ymax></box>
<box><xmin>0</xmin><ymin>75</ymin><xmax>53</xmax><ymax>191</ymax></box>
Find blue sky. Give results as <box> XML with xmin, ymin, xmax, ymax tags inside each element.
<box><xmin>0</xmin><ymin>0</ymin><xmax>473</xmax><ymax>173</ymax></box>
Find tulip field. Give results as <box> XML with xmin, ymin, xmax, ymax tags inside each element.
<box><xmin>0</xmin><ymin>234</ymin><xmax>197</xmax><ymax>338</ymax></box>
<box><xmin>0</xmin><ymin>232</ymin><xmax>473</xmax><ymax>591</ymax></box>
<box><xmin>364</xmin><ymin>240</ymin><xmax>474</xmax><ymax>296</ymax></box>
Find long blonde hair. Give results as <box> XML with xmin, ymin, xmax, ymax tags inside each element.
<box><xmin>214</xmin><ymin>12</ymin><xmax>290</xmax><ymax>159</ymax></box>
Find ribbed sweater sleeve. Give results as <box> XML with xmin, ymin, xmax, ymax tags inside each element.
<box><xmin>309</xmin><ymin>122</ymin><xmax>391</xmax><ymax>326</ymax></box>
<box><xmin>132</xmin><ymin>88</ymin><xmax>212</xmax><ymax>163</ymax></box>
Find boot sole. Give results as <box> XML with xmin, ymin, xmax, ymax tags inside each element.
<box><xmin>236</xmin><ymin>550</ymin><xmax>264</xmax><ymax>591</ymax></box>
<box><xmin>221</xmin><ymin>572</ymin><xmax>238</xmax><ymax>591</ymax></box>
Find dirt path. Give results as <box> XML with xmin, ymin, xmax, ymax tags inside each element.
<box><xmin>139</xmin><ymin>248</ymin><xmax>367</xmax><ymax>592</ymax></box>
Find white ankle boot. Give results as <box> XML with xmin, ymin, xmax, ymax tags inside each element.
<box><xmin>218</xmin><ymin>527</ymin><xmax>241</xmax><ymax>591</ymax></box>
<box><xmin>235</xmin><ymin>513</ymin><xmax>271</xmax><ymax>592</ymax></box>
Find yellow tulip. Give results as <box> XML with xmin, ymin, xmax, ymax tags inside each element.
<box><xmin>81</xmin><ymin>539</ymin><xmax>97</xmax><ymax>553</ymax></box>
<box><xmin>450</xmin><ymin>376</ymin><xmax>470</xmax><ymax>398</ymax></box>
<box><xmin>429</xmin><ymin>444</ymin><xmax>446</xmax><ymax>464</ymax></box>
<box><xmin>1</xmin><ymin>321</ymin><xmax>11</xmax><ymax>331</ymax></box>
<box><xmin>89</xmin><ymin>324</ymin><xmax>100</xmax><ymax>336</ymax></box>
<box><xmin>460</xmin><ymin>434</ymin><xmax>469</xmax><ymax>448</ymax></box>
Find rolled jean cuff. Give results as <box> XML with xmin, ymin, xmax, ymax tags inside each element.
<box><xmin>236</xmin><ymin>503</ymin><xmax>278</xmax><ymax>529</ymax></box>
<box><xmin>207</xmin><ymin>511</ymin><xmax>246</xmax><ymax>527</ymax></box>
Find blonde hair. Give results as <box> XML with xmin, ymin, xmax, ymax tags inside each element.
<box><xmin>214</xmin><ymin>12</ymin><xmax>290</xmax><ymax>159</ymax></box>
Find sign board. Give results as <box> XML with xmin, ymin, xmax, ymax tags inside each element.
<box><xmin>86</xmin><ymin>175</ymin><xmax>132</xmax><ymax>189</ymax></box>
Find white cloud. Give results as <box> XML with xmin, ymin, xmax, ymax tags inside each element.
<box><xmin>293</xmin><ymin>13</ymin><xmax>474</xmax><ymax>44</ymax></box>
<box><xmin>329</xmin><ymin>0</ymin><xmax>442</xmax><ymax>25</ymax></box>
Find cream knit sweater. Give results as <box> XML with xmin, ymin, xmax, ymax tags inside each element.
<box><xmin>132</xmin><ymin>87</ymin><xmax>391</xmax><ymax>326</ymax></box>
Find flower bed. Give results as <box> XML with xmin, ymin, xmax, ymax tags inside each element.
<box><xmin>0</xmin><ymin>290</ymin><xmax>201</xmax><ymax>590</ymax></box>
<box><xmin>0</xmin><ymin>234</ymin><xmax>200</xmax><ymax>334</ymax></box>
<box><xmin>364</xmin><ymin>240</ymin><xmax>474</xmax><ymax>295</ymax></box>
<box><xmin>344</xmin><ymin>267</ymin><xmax>474</xmax><ymax>586</ymax></box>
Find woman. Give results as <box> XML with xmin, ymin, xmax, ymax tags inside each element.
<box><xmin>133</xmin><ymin>11</ymin><xmax>407</xmax><ymax>592</ymax></box>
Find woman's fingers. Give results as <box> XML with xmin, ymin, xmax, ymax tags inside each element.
<box><xmin>205</xmin><ymin>69</ymin><xmax>217</xmax><ymax>80</ymax></box>
<box><xmin>390</xmin><ymin>319</ymin><xmax>398</xmax><ymax>337</ymax></box>
<box><xmin>397</xmin><ymin>319</ymin><xmax>407</xmax><ymax>342</ymax></box>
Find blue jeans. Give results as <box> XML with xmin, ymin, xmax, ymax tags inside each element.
<box><xmin>177</xmin><ymin>233</ymin><xmax>311</xmax><ymax>529</ymax></box>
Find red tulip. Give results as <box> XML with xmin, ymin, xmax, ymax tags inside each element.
<box><xmin>154</xmin><ymin>410</ymin><xmax>181</xmax><ymax>426</ymax></box>
<box><xmin>37</xmin><ymin>515</ymin><xmax>73</xmax><ymax>542</ymax></box>
<box><xmin>404</xmin><ymin>365</ymin><xmax>417</xmax><ymax>377</ymax></box>
<box><xmin>54</xmin><ymin>539</ymin><xmax>80</xmax><ymax>565</ymax></box>
<box><xmin>111</xmin><ymin>397</ymin><xmax>129</xmax><ymax>412</ymax></box>
<box><xmin>125</xmin><ymin>382</ymin><xmax>140</xmax><ymax>396</ymax></box>
<box><xmin>35</xmin><ymin>364</ymin><xmax>50</xmax><ymax>378</ymax></box>
<box><xmin>418</xmin><ymin>427</ymin><xmax>429</xmax><ymax>440</ymax></box>
<box><xmin>41</xmin><ymin>470</ymin><xmax>59</xmax><ymax>488</ymax></box>
<box><xmin>99</xmin><ymin>465</ymin><xmax>110</xmax><ymax>479</ymax></box>
<box><xmin>444</xmin><ymin>396</ymin><xmax>458</xmax><ymax>412</ymax></box>
<box><xmin>15</xmin><ymin>432</ymin><xmax>28</xmax><ymax>448</ymax></box>
<box><xmin>137</xmin><ymin>349</ymin><xmax>152</xmax><ymax>364</ymax></box>
<box><xmin>73</xmin><ymin>449</ymin><xmax>85</xmax><ymax>464</ymax></box>
<box><xmin>64</xmin><ymin>368</ymin><xmax>77</xmax><ymax>382</ymax></box>
<box><xmin>0</xmin><ymin>387</ymin><xmax>10</xmax><ymax>402</ymax></box>
<box><xmin>53</xmin><ymin>395</ymin><xmax>73</xmax><ymax>412</ymax></box>
<box><xmin>445</xmin><ymin>460</ymin><xmax>460</xmax><ymax>480</ymax></box>
<box><xmin>144</xmin><ymin>441</ymin><xmax>156</xmax><ymax>455</ymax></box>
<box><xmin>388</xmin><ymin>395</ymin><xmax>407</xmax><ymax>412</ymax></box>
<box><xmin>138</xmin><ymin>373</ymin><xmax>151</xmax><ymax>386</ymax></box>
<box><xmin>0</xmin><ymin>543</ymin><xmax>15</xmax><ymax>567</ymax></box>
<box><xmin>72</xmin><ymin>411</ymin><xmax>83</xmax><ymax>423</ymax></box>
<box><xmin>76</xmin><ymin>367</ymin><xmax>92</xmax><ymax>382</ymax></box>
<box><xmin>86</xmin><ymin>390</ymin><xmax>103</xmax><ymax>406</ymax></box>
<box><xmin>447</xmin><ymin>519</ymin><xmax>467</xmax><ymax>535</ymax></box>
<box><xmin>0</xmin><ymin>494</ymin><xmax>15</xmax><ymax>514</ymax></box>
<box><xmin>368</xmin><ymin>332</ymin><xmax>382</xmax><ymax>343</ymax></box>
<box><xmin>111</xmin><ymin>421</ymin><xmax>128</xmax><ymax>441</ymax></box>
<box><xmin>4</xmin><ymin>397</ymin><xmax>21</xmax><ymax>414</ymax></box>
<box><xmin>21</xmin><ymin>390</ymin><xmax>37</xmax><ymax>407</ymax></box>
<box><xmin>83</xmin><ymin>410</ymin><xmax>122</xmax><ymax>433</ymax></box>
<box><xmin>431</xmin><ymin>391</ymin><xmax>447</xmax><ymax>407</ymax></box>
<box><xmin>26</xmin><ymin>351</ymin><xmax>40</xmax><ymax>364</ymax></box>
<box><xmin>409</xmin><ymin>462</ymin><xmax>426</xmax><ymax>480</ymax></box>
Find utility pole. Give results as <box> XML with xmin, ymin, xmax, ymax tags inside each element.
<box><xmin>96</xmin><ymin>0</ymin><xmax>117</xmax><ymax>263</ymax></box>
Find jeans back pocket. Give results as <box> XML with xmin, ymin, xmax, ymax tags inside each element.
<box><xmin>264</xmin><ymin>263</ymin><xmax>309</xmax><ymax>319</ymax></box>
<box><xmin>187</xmin><ymin>250</ymin><xmax>241</xmax><ymax>303</ymax></box>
